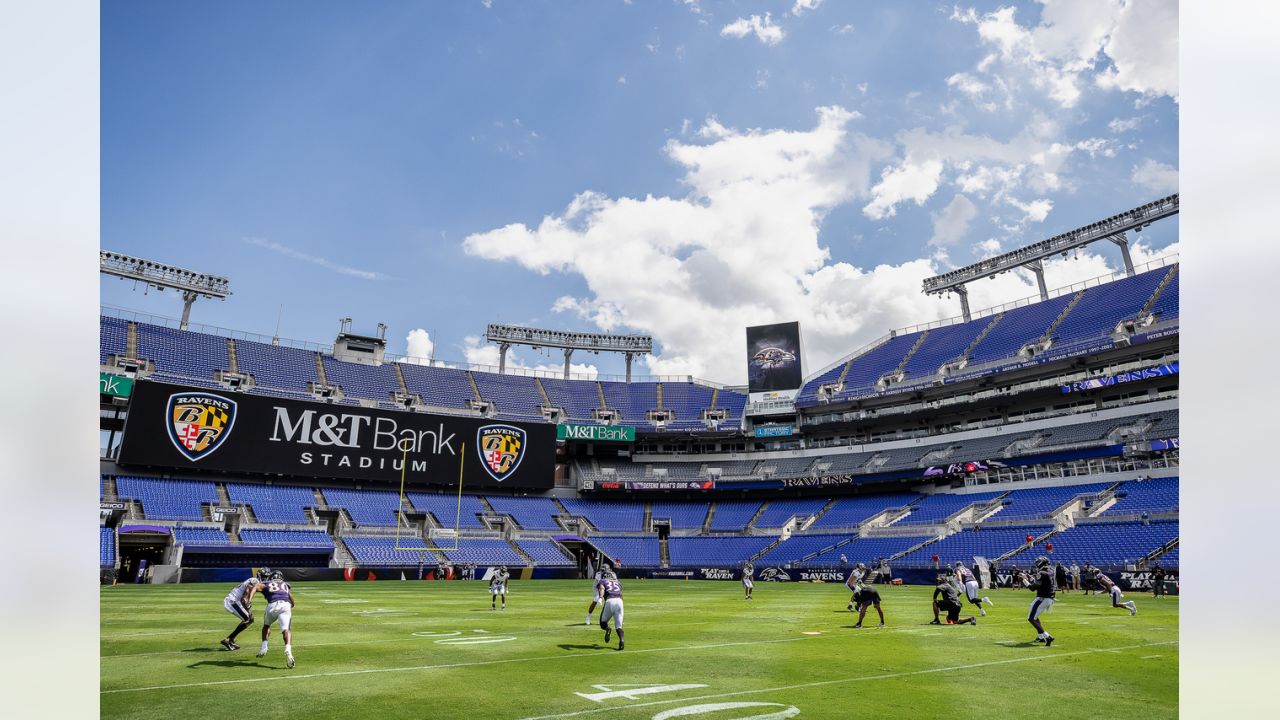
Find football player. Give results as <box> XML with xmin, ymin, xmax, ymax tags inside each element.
<box><xmin>256</xmin><ymin>570</ymin><xmax>297</xmax><ymax>668</ymax></box>
<box><xmin>1094</xmin><ymin>568</ymin><xmax>1137</xmax><ymax>615</ymax></box>
<box><xmin>742</xmin><ymin>561</ymin><xmax>754</xmax><ymax>600</ymax></box>
<box><xmin>1027</xmin><ymin>556</ymin><xmax>1056</xmax><ymax>646</ymax></box>
<box><xmin>955</xmin><ymin>561</ymin><xmax>994</xmax><ymax>616</ymax></box>
<box><xmin>931</xmin><ymin>574</ymin><xmax>977</xmax><ymax>626</ymax></box>
<box><xmin>845</xmin><ymin>562</ymin><xmax>868</xmax><ymax>611</ymax></box>
<box><xmin>595</xmin><ymin>572</ymin><xmax>625</xmax><ymax>650</ymax></box>
<box><xmin>586</xmin><ymin>563</ymin><xmax>609</xmax><ymax>625</ymax></box>
<box><xmin>219</xmin><ymin>568</ymin><xmax>265</xmax><ymax>650</ymax></box>
<box><xmin>490</xmin><ymin>565</ymin><xmax>510</xmax><ymax>610</ymax></box>
<box><xmin>851</xmin><ymin>586</ymin><xmax>885</xmax><ymax>629</ymax></box>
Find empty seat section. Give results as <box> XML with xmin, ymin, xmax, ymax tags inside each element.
<box><xmin>226</xmin><ymin>482</ymin><xmax>315</xmax><ymax>524</ymax></box>
<box><xmin>115</xmin><ymin>477</ymin><xmax>219</xmax><ymax>521</ymax></box>
<box><xmin>709</xmin><ymin>500</ymin><xmax>763</xmax><ymax>531</ymax></box>
<box><xmin>342</xmin><ymin>536</ymin><xmax>436</xmax><ymax>566</ymax></box>
<box><xmin>810</xmin><ymin>493</ymin><xmax>919</xmax><ymax>529</ymax></box>
<box><xmin>406</xmin><ymin>491</ymin><xmax>488</xmax><ymax>529</ymax></box>
<box><xmin>135</xmin><ymin>322</ymin><xmax>228</xmax><ymax>381</ymax></box>
<box><xmin>1003</xmin><ymin>520</ymin><xmax>1178</xmax><ymax>567</ymax></box>
<box><xmin>966</xmin><ymin>294</ymin><xmax>1074</xmax><ymax>366</ymax></box>
<box><xmin>100</xmin><ymin>528</ymin><xmax>116</xmax><ymax>567</ymax></box>
<box><xmin>805</xmin><ymin>535</ymin><xmax>934</xmax><ymax>566</ymax></box>
<box><xmin>439</xmin><ymin>539</ymin><xmax>524</xmax><ymax>566</ymax></box>
<box><xmin>484</xmin><ymin>495</ymin><xmax>563</xmax><ymax>530</ymax></box>
<box><xmin>753</xmin><ymin>499</ymin><xmax>829</xmax><ymax>528</ymax></box>
<box><xmin>591</xmin><ymin>535</ymin><xmax>660</xmax><ymax>567</ymax></box>
<box><xmin>398</xmin><ymin>364</ymin><xmax>476</xmax><ymax>410</ymax></box>
<box><xmin>236</xmin><ymin>339</ymin><xmax>318</xmax><ymax>394</ymax></box>
<box><xmin>837</xmin><ymin>332</ymin><xmax>922</xmax><ymax>397</ymax></box>
<box><xmin>996</xmin><ymin>482</ymin><xmax>1110</xmax><ymax>521</ymax></box>
<box><xmin>172</xmin><ymin>527</ymin><xmax>229</xmax><ymax>545</ymax></box>
<box><xmin>559</xmin><ymin>498</ymin><xmax>645</xmax><ymax>531</ymax></box>
<box><xmin>714</xmin><ymin>390</ymin><xmax>747</xmax><ymax>430</ymax></box>
<box><xmin>322</xmin><ymin>356</ymin><xmax>402</xmax><ymax>402</ymax></box>
<box><xmin>471</xmin><ymin>372</ymin><xmax>545</xmax><ymax>421</ymax></box>
<box><xmin>900</xmin><ymin>321</ymin><xmax>989</xmax><ymax>379</ymax></box>
<box><xmin>898</xmin><ymin>491</ymin><xmax>1004</xmax><ymax>525</ymax></box>
<box><xmin>794</xmin><ymin>361</ymin><xmax>847</xmax><ymax>406</ymax></box>
<box><xmin>515</xmin><ymin>539</ymin><xmax>574</xmax><ymax>566</ymax></box>
<box><xmin>755</xmin><ymin>534</ymin><xmax>849</xmax><ymax>566</ymax></box>
<box><xmin>667</xmin><ymin>536</ymin><xmax>774</xmax><ymax>566</ymax></box>
<box><xmin>539</xmin><ymin>378</ymin><xmax>602</xmax><ymax>420</ymax></box>
<box><xmin>100</xmin><ymin>316</ymin><xmax>129</xmax><ymax>364</ymax></box>
<box><xmin>895</xmin><ymin>525</ymin><xmax>1052</xmax><ymax>566</ymax></box>
<box><xmin>649</xmin><ymin>501</ymin><xmax>710</xmax><ymax>530</ymax></box>
<box><xmin>1146</xmin><ymin>272</ymin><xmax>1179</xmax><ymax>321</ymax></box>
<box><xmin>1051</xmin><ymin>269</ymin><xmax>1167</xmax><ymax>347</ymax></box>
<box><xmin>1104</xmin><ymin>477</ymin><xmax>1178</xmax><ymax>515</ymax></box>
<box><xmin>322</xmin><ymin>487</ymin><xmax>405</xmax><ymax>527</ymax></box>
<box><xmin>600</xmin><ymin>381</ymin><xmax>658</xmax><ymax>425</ymax></box>
<box><xmin>660</xmin><ymin>383</ymin><xmax>716</xmax><ymax>428</ymax></box>
<box><xmin>239</xmin><ymin>529</ymin><xmax>334</xmax><ymax>547</ymax></box>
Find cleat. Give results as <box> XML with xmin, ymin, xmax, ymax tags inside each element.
<box><xmin>983</xmin><ymin>597</ymin><xmax>993</xmax><ymax>606</ymax></box>
<box><xmin>1034</xmin><ymin>637</ymin><xmax>1045</xmax><ymax>643</ymax></box>
<box><xmin>971</xmin><ymin>618</ymin><xmax>977</xmax><ymax>625</ymax></box>
<box><xmin>980</xmin><ymin>608</ymin><xmax>986</xmax><ymax>616</ymax></box>
<box><xmin>1130</xmin><ymin>607</ymin><xmax>1137</xmax><ymax>616</ymax></box>
<box><xmin>1044</xmin><ymin>635</ymin><xmax>1054</xmax><ymax>647</ymax></box>
<box><xmin>617</xmin><ymin>641</ymin><xmax>624</xmax><ymax>651</ymax></box>
<box><xmin>853</xmin><ymin>624</ymin><xmax>862</xmax><ymax>629</ymax></box>
<box><xmin>229</xmin><ymin>641</ymin><xmax>241</xmax><ymax>651</ymax></box>
<box><xmin>847</xmin><ymin>603</ymin><xmax>854</xmax><ymax>611</ymax></box>
<box><xmin>603</xmin><ymin>627</ymin><xmax>611</xmax><ymax>644</ymax></box>
<box><xmin>257</xmin><ymin>649</ymin><xmax>267</xmax><ymax>658</ymax></box>
<box><xmin>220</xmin><ymin>638</ymin><xmax>235</xmax><ymax>651</ymax></box>
<box><xmin>877</xmin><ymin>623</ymin><xmax>884</xmax><ymax>628</ymax></box>
<box><xmin>929</xmin><ymin>619</ymin><xmax>941</xmax><ymax>625</ymax></box>
<box><xmin>286</xmin><ymin>653</ymin><xmax>295</xmax><ymax>669</ymax></box>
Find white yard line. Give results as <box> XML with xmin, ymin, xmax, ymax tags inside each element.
<box><xmin>512</xmin><ymin>641</ymin><xmax>1179</xmax><ymax>720</ymax></box>
<box><xmin>100</xmin><ymin>637</ymin><xmax>812</xmax><ymax>694</ymax></box>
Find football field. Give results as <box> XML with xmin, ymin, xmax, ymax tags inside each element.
<box><xmin>101</xmin><ymin>579</ymin><xmax>1178</xmax><ymax>719</ymax></box>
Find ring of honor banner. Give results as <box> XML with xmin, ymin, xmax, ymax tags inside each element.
<box><xmin>746</xmin><ymin>321</ymin><xmax>803</xmax><ymax>395</ymax></box>
<box><xmin>118</xmin><ymin>380</ymin><xmax>556</xmax><ymax>488</ymax></box>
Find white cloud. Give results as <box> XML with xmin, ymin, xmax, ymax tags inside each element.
<box><xmin>952</xmin><ymin>1</ymin><xmax>1178</xmax><ymax>108</ymax></box>
<box><xmin>831</xmin><ymin>24</ymin><xmax>855</xmax><ymax>35</ymax></box>
<box><xmin>863</xmin><ymin>159</ymin><xmax>944</xmax><ymax>219</ymax></box>
<box><xmin>721</xmin><ymin>14</ymin><xmax>785</xmax><ymax>46</ymax></box>
<box><xmin>461</xmin><ymin>336</ymin><xmax>599</xmax><ymax>379</ymax></box>
<box><xmin>1131</xmin><ymin>158</ymin><xmax>1178</xmax><ymax>194</ymax></box>
<box><xmin>401</xmin><ymin>329</ymin><xmax>435</xmax><ymax>364</ymax></box>
<box><xmin>1004</xmin><ymin>196</ymin><xmax>1053</xmax><ymax>224</ymax></box>
<box><xmin>792</xmin><ymin>0</ymin><xmax>824</xmax><ymax>15</ymax></box>
<box><xmin>242</xmin><ymin>237</ymin><xmax>383</xmax><ymax>280</ymax></box>
<box><xmin>929</xmin><ymin>194</ymin><xmax>980</xmax><ymax>247</ymax></box>
<box><xmin>617</xmin><ymin>75</ymin><xmax>627</xmax><ymax>85</ymax></box>
<box><xmin>1108</xmin><ymin>116</ymin><xmax>1141</xmax><ymax>133</ymax></box>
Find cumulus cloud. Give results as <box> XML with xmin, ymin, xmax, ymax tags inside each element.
<box><xmin>952</xmin><ymin>1</ymin><xmax>1178</xmax><ymax>108</ymax></box>
<box><xmin>721</xmin><ymin>14</ymin><xmax>785</xmax><ymax>45</ymax></box>
<box><xmin>402</xmin><ymin>329</ymin><xmax>435</xmax><ymax>363</ymax></box>
<box><xmin>1108</xmin><ymin>116</ymin><xmax>1141</xmax><ymax>133</ymax></box>
<box><xmin>462</xmin><ymin>107</ymin><xmax>1174</xmax><ymax>383</ymax></box>
<box><xmin>1131</xmin><ymin>158</ymin><xmax>1178</xmax><ymax>194</ymax></box>
<box><xmin>792</xmin><ymin>0</ymin><xmax>824</xmax><ymax>15</ymax></box>
<box><xmin>929</xmin><ymin>194</ymin><xmax>980</xmax><ymax>247</ymax></box>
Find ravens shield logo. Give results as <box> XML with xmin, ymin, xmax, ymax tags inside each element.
<box><xmin>166</xmin><ymin>392</ymin><xmax>237</xmax><ymax>462</ymax></box>
<box><xmin>477</xmin><ymin>424</ymin><xmax>527</xmax><ymax>482</ymax></box>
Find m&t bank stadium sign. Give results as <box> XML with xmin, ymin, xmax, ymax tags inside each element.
<box><xmin>556</xmin><ymin>424</ymin><xmax>635</xmax><ymax>442</ymax></box>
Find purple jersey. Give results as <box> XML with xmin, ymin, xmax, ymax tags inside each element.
<box><xmin>957</xmin><ymin>566</ymin><xmax>976</xmax><ymax>584</ymax></box>
<box><xmin>262</xmin><ymin>578</ymin><xmax>292</xmax><ymax>604</ymax></box>
<box><xmin>595</xmin><ymin>578</ymin><xmax>622</xmax><ymax>600</ymax></box>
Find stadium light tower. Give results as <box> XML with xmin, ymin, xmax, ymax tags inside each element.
<box><xmin>921</xmin><ymin>194</ymin><xmax>1179</xmax><ymax>321</ymax></box>
<box><xmin>483</xmin><ymin>323</ymin><xmax>654</xmax><ymax>381</ymax></box>
<box><xmin>100</xmin><ymin>250</ymin><xmax>231</xmax><ymax>329</ymax></box>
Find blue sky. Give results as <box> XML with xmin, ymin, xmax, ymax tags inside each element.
<box><xmin>101</xmin><ymin>0</ymin><xmax>1179</xmax><ymax>384</ymax></box>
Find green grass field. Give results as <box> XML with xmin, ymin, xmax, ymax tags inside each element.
<box><xmin>101</xmin><ymin>580</ymin><xmax>1178</xmax><ymax>719</ymax></box>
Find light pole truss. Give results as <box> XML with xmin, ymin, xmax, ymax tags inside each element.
<box><xmin>921</xmin><ymin>194</ymin><xmax>1178</xmax><ymax>321</ymax></box>
<box><xmin>483</xmin><ymin>323</ymin><xmax>653</xmax><ymax>381</ymax></box>
<box><xmin>100</xmin><ymin>250</ymin><xmax>232</xmax><ymax>329</ymax></box>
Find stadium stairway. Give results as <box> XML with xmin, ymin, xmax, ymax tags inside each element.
<box><xmin>466</xmin><ymin>372</ymin><xmax>483</xmax><ymax>404</ymax></box>
<box><xmin>744</xmin><ymin>503</ymin><xmax>770</xmax><ymax>533</ymax></box>
<box><xmin>507</xmin><ymin>539</ymin><xmax>534</xmax><ymax>566</ymax></box>
<box><xmin>312</xmin><ymin>488</ymin><xmax>329</xmax><ymax>510</ymax></box>
<box><xmin>595</xmin><ymin>382</ymin><xmax>608</xmax><ymax>411</ymax></box>
<box><xmin>534</xmin><ymin>378</ymin><xmax>552</xmax><ymax>408</ymax></box>
<box><xmin>957</xmin><ymin>313</ymin><xmax>1005</xmax><ymax>366</ymax></box>
<box><xmin>993</xmin><ymin>527</ymin><xmax>1057</xmax><ymax>562</ymax></box>
<box><xmin>215</xmin><ymin>483</ymin><xmax>232</xmax><ymax>508</ymax></box>
<box><xmin>642</xmin><ymin>503</ymin><xmax>653</xmax><ymax>531</ymax></box>
<box><xmin>125</xmin><ymin>322</ymin><xmax>138</xmax><ymax>359</ymax></box>
<box><xmin>1039</xmin><ymin>290</ymin><xmax>1088</xmax><ymax>348</ymax></box>
<box><xmin>659</xmin><ymin>536</ymin><xmax>670</xmax><ymax>567</ymax></box>
<box><xmin>331</xmin><ymin>536</ymin><xmax>355</xmax><ymax>567</ymax></box>
<box><xmin>701</xmin><ymin>504</ymin><xmax>716</xmax><ymax>534</ymax></box>
<box><xmin>102</xmin><ymin>476</ymin><xmax>118</xmax><ymax>502</ymax></box>
<box><xmin>1138</xmin><ymin>266</ymin><xmax>1179</xmax><ymax>319</ymax></box>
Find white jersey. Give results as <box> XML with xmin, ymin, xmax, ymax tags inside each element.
<box><xmin>226</xmin><ymin>577</ymin><xmax>260</xmax><ymax>604</ymax></box>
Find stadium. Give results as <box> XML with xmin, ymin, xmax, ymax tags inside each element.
<box><xmin>99</xmin><ymin>195</ymin><xmax>1180</xmax><ymax>717</ymax></box>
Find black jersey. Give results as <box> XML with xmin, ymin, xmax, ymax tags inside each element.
<box><xmin>854</xmin><ymin>587</ymin><xmax>881</xmax><ymax>605</ymax></box>
<box><xmin>933</xmin><ymin>582</ymin><xmax>961</xmax><ymax>606</ymax></box>
<box><xmin>1031</xmin><ymin>568</ymin><xmax>1056</xmax><ymax>599</ymax></box>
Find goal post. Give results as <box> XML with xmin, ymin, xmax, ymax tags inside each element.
<box><xmin>394</xmin><ymin>438</ymin><xmax>465</xmax><ymax>553</ymax></box>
